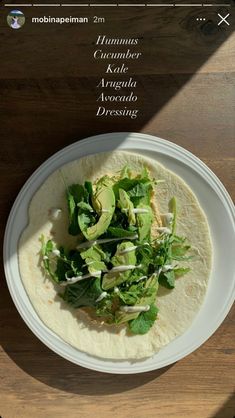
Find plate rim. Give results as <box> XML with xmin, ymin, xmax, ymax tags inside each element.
<box><xmin>3</xmin><ymin>132</ymin><xmax>235</xmax><ymax>374</ymax></box>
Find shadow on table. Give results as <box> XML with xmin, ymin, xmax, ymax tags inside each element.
<box><xmin>212</xmin><ymin>393</ymin><xmax>235</xmax><ymax>418</ymax></box>
<box><xmin>0</xmin><ymin>278</ymin><xmax>173</xmax><ymax>396</ymax></box>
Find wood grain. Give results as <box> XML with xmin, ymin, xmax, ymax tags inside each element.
<box><xmin>0</xmin><ymin>2</ymin><xmax>234</xmax><ymax>418</ymax></box>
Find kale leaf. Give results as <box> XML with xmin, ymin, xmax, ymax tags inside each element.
<box><xmin>107</xmin><ymin>226</ymin><xmax>137</xmax><ymax>238</ymax></box>
<box><xmin>158</xmin><ymin>270</ymin><xmax>175</xmax><ymax>289</ymax></box>
<box><xmin>129</xmin><ymin>304</ymin><xmax>158</xmax><ymax>335</ymax></box>
<box><xmin>62</xmin><ymin>277</ymin><xmax>102</xmax><ymax>308</ymax></box>
<box><xmin>67</xmin><ymin>184</ymin><xmax>89</xmax><ymax>235</ymax></box>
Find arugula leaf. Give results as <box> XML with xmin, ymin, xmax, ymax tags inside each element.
<box><xmin>128</xmin><ymin>269</ymin><xmax>148</xmax><ymax>283</ymax></box>
<box><xmin>40</xmin><ymin>235</ymin><xmax>59</xmax><ymax>282</ymax></box>
<box><xmin>174</xmin><ymin>267</ymin><xmax>190</xmax><ymax>277</ymax></box>
<box><xmin>136</xmin><ymin>242</ymin><xmax>153</xmax><ymax>263</ymax></box>
<box><xmin>128</xmin><ymin>182</ymin><xmax>152</xmax><ymax>205</ymax></box>
<box><xmin>119</xmin><ymin>281</ymin><xmax>157</xmax><ymax>306</ymax></box>
<box><xmin>129</xmin><ymin>304</ymin><xmax>158</xmax><ymax>335</ymax></box>
<box><xmin>169</xmin><ymin>235</ymin><xmax>186</xmax><ymax>244</ymax></box>
<box><xmin>118</xmin><ymin>283</ymin><xmax>143</xmax><ymax>305</ymax></box>
<box><xmin>172</xmin><ymin>244</ymin><xmax>191</xmax><ymax>259</ymax></box>
<box><xmin>153</xmin><ymin>233</ymin><xmax>191</xmax><ymax>273</ymax></box>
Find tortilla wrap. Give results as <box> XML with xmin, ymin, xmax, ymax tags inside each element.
<box><xmin>18</xmin><ymin>151</ymin><xmax>212</xmax><ymax>360</ymax></box>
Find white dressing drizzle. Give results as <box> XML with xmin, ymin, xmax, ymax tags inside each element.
<box><xmin>136</xmin><ymin>275</ymin><xmax>148</xmax><ymax>282</ymax></box>
<box><xmin>120</xmin><ymin>305</ymin><xmax>150</xmax><ymax>313</ymax></box>
<box><xmin>43</xmin><ymin>255</ymin><xmax>49</xmax><ymax>260</ymax></box>
<box><xmin>82</xmin><ymin>261</ymin><xmax>95</xmax><ymax>268</ymax></box>
<box><xmin>119</xmin><ymin>242</ymin><xmax>149</xmax><ymax>255</ymax></box>
<box><xmin>76</xmin><ymin>234</ymin><xmax>138</xmax><ymax>249</ymax></box>
<box><xmin>119</xmin><ymin>245</ymin><xmax>138</xmax><ymax>254</ymax></box>
<box><xmin>157</xmin><ymin>227</ymin><xmax>171</xmax><ymax>235</ymax></box>
<box><xmin>114</xmin><ymin>287</ymin><xmax>119</xmax><ymax>293</ymax></box>
<box><xmin>162</xmin><ymin>264</ymin><xmax>173</xmax><ymax>273</ymax></box>
<box><xmin>161</xmin><ymin>212</ymin><xmax>173</xmax><ymax>226</ymax></box>
<box><xmin>109</xmin><ymin>264</ymin><xmax>142</xmax><ymax>273</ymax></box>
<box><xmin>96</xmin><ymin>291</ymin><xmax>108</xmax><ymax>302</ymax></box>
<box><xmin>101</xmin><ymin>209</ymin><xmax>110</xmax><ymax>213</ymax></box>
<box><xmin>50</xmin><ymin>208</ymin><xmax>62</xmax><ymax>221</ymax></box>
<box><xmin>132</xmin><ymin>208</ymin><xmax>149</xmax><ymax>214</ymax></box>
<box><xmin>52</xmin><ymin>249</ymin><xmax>60</xmax><ymax>257</ymax></box>
<box><xmin>60</xmin><ymin>270</ymin><xmax>102</xmax><ymax>286</ymax></box>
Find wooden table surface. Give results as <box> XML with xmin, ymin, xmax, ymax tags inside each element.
<box><xmin>0</xmin><ymin>2</ymin><xmax>234</xmax><ymax>417</ymax></box>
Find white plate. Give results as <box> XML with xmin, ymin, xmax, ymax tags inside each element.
<box><xmin>4</xmin><ymin>133</ymin><xmax>235</xmax><ymax>374</ymax></box>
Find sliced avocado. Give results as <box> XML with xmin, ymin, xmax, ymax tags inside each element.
<box><xmin>87</xmin><ymin>260</ymin><xmax>106</xmax><ymax>276</ymax></box>
<box><xmin>80</xmin><ymin>245</ymin><xmax>106</xmax><ymax>262</ymax></box>
<box><xmin>136</xmin><ymin>204</ymin><xmax>153</xmax><ymax>242</ymax></box>
<box><xmin>80</xmin><ymin>244</ymin><xmax>107</xmax><ymax>275</ymax></box>
<box><xmin>118</xmin><ymin>188</ymin><xmax>136</xmax><ymax>225</ymax></box>
<box><xmin>102</xmin><ymin>241</ymin><xmax>136</xmax><ymax>290</ymax></box>
<box><xmin>79</xmin><ymin>186</ymin><xmax>115</xmax><ymax>241</ymax></box>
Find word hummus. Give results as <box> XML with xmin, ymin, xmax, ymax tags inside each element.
<box><xmin>96</xmin><ymin>35</ymin><xmax>139</xmax><ymax>45</ymax></box>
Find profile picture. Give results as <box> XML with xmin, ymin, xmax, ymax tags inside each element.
<box><xmin>7</xmin><ymin>10</ymin><xmax>25</xmax><ymax>29</ymax></box>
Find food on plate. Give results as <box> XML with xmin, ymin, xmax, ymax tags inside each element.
<box><xmin>18</xmin><ymin>151</ymin><xmax>212</xmax><ymax>359</ymax></box>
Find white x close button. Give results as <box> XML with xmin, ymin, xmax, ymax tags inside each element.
<box><xmin>218</xmin><ymin>13</ymin><xmax>230</xmax><ymax>26</ymax></box>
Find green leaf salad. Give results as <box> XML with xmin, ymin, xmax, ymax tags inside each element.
<box><xmin>40</xmin><ymin>165</ymin><xmax>191</xmax><ymax>335</ymax></box>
